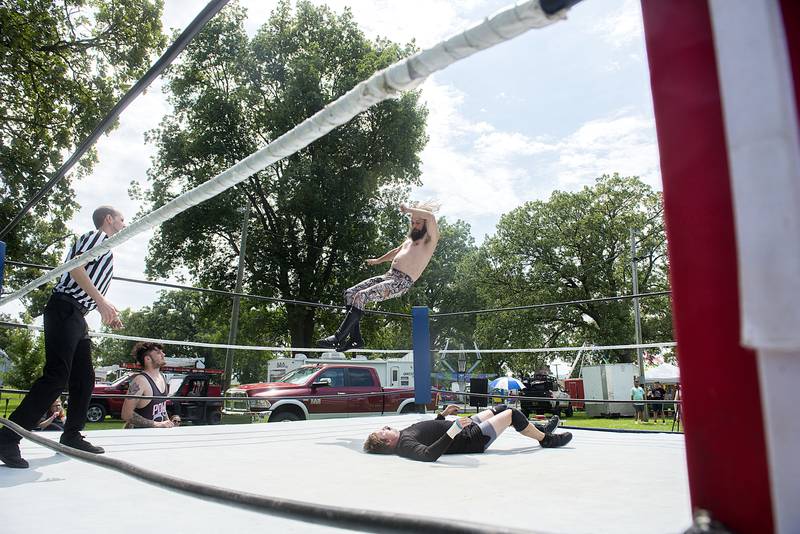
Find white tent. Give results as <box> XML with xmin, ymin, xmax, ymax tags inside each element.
<box><xmin>549</xmin><ymin>358</ymin><xmax>572</xmax><ymax>379</ymax></box>
<box><xmin>645</xmin><ymin>362</ymin><xmax>680</xmax><ymax>384</ymax></box>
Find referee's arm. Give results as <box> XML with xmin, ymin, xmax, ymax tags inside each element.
<box><xmin>69</xmin><ymin>266</ymin><xmax>122</xmax><ymax>328</ymax></box>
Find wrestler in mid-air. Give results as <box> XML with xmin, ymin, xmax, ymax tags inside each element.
<box><xmin>319</xmin><ymin>202</ymin><xmax>440</xmax><ymax>351</ymax></box>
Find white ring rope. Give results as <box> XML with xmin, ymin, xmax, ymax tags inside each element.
<box><xmin>0</xmin><ymin>320</ymin><xmax>673</xmax><ymax>355</ymax></box>
<box><xmin>0</xmin><ymin>0</ymin><xmax>572</xmax><ymax>309</ymax></box>
<box><xmin>438</xmin><ymin>342</ymin><xmax>677</xmax><ymax>354</ymax></box>
<box><xmin>0</xmin><ymin>321</ymin><xmax>409</xmax><ymax>354</ymax></box>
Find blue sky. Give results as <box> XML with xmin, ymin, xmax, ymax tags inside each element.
<box><xmin>19</xmin><ymin>0</ymin><xmax>659</xmax><ymax>325</ymax></box>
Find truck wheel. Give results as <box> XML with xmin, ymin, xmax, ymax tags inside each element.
<box><xmin>400</xmin><ymin>404</ymin><xmax>417</xmax><ymax>415</ymax></box>
<box><xmin>565</xmin><ymin>406</ymin><xmax>574</xmax><ymax>417</ymax></box>
<box><xmin>86</xmin><ymin>404</ymin><xmax>106</xmax><ymax>423</ymax></box>
<box><xmin>270</xmin><ymin>411</ymin><xmax>301</xmax><ymax>423</ymax></box>
<box><xmin>207</xmin><ymin>410</ymin><xmax>222</xmax><ymax>425</ymax></box>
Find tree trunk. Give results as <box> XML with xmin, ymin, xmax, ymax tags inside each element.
<box><xmin>287</xmin><ymin>306</ymin><xmax>317</xmax><ymax>351</ymax></box>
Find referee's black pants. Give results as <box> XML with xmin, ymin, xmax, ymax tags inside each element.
<box><xmin>0</xmin><ymin>295</ymin><xmax>94</xmax><ymax>444</ymax></box>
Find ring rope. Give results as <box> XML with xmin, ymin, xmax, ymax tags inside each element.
<box><xmin>0</xmin><ymin>387</ymin><xmax>680</xmax><ymax>405</ymax></box>
<box><xmin>0</xmin><ymin>321</ymin><xmax>409</xmax><ymax>354</ymax></box>
<box><xmin>0</xmin><ymin>0</ymin><xmax>575</xmax><ymax>310</ymax></box>
<box><xmin>431</xmin><ymin>290</ymin><xmax>671</xmax><ymax>318</ymax></box>
<box><xmin>4</xmin><ymin>261</ymin><xmax>410</xmax><ymax>318</ymax></box>
<box><xmin>431</xmin><ymin>389</ymin><xmax>681</xmax><ymax>405</ymax></box>
<box><xmin>438</xmin><ymin>341</ymin><xmax>676</xmax><ymax>354</ymax></box>
<box><xmin>0</xmin><ymin>417</ymin><xmax>533</xmax><ymax>534</ymax></box>
<box><xmin>0</xmin><ymin>387</ymin><xmax>417</xmax><ymax>402</ymax></box>
<box><xmin>4</xmin><ymin>260</ymin><xmax>669</xmax><ymax>319</ymax></box>
<box><xmin>0</xmin><ymin>321</ymin><xmax>673</xmax><ymax>355</ymax></box>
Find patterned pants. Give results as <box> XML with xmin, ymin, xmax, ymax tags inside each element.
<box><xmin>345</xmin><ymin>268</ymin><xmax>414</xmax><ymax>310</ymax></box>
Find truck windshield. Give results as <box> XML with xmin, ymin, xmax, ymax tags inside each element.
<box><xmin>279</xmin><ymin>367</ymin><xmax>319</xmax><ymax>384</ymax></box>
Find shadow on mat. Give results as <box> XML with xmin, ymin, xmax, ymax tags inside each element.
<box><xmin>0</xmin><ymin>452</ymin><xmax>70</xmax><ymax>488</ymax></box>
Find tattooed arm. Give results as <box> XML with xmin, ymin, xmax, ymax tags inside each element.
<box><xmin>126</xmin><ymin>411</ymin><xmax>158</xmax><ymax>428</ymax></box>
<box><xmin>121</xmin><ymin>376</ymin><xmax>149</xmax><ymax>427</ymax></box>
<box><xmin>127</xmin><ymin>411</ymin><xmax>173</xmax><ymax>428</ymax></box>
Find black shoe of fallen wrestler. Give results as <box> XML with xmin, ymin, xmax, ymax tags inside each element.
<box><xmin>533</xmin><ymin>415</ymin><xmax>560</xmax><ymax>434</ymax></box>
<box><xmin>540</xmin><ymin>431</ymin><xmax>573</xmax><ymax>448</ymax></box>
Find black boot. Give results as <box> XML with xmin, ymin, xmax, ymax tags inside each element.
<box><xmin>533</xmin><ymin>415</ymin><xmax>559</xmax><ymax>434</ymax></box>
<box><xmin>318</xmin><ymin>307</ymin><xmax>363</xmax><ymax>350</ymax></box>
<box><xmin>60</xmin><ymin>432</ymin><xmax>105</xmax><ymax>454</ymax></box>
<box><xmin>540</xmin><ymin>431</ymin><xmax>573</xmax><ymax>448</ymax></box>
<box><xmin>339</xmin><ymin>307</ymin><xmax>365</xmax><ymax>352</ymax></box>
<box><xmin>0</xmin><ymin>441</ymin><xmax>28</xmax><ymax>468</ymax></box>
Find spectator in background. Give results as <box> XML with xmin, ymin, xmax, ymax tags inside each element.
<box><xmin>36</xmin><ymin>399</ymin><xmax>66</xmax><ymax>431</ymax></box>
<box><xmin>631</xmin><ymin>379</ymin><xmax>645</xmax><ymax>424</ymax></box>
<box><xmin>121</xmin><ymin>342</ymin><xmax>174</xmax><ymax>429</ymax></box>
<box><xmin>651</xmin><ymin>382</ymin><xmax>666</xmax><ymax>423</ymax></box>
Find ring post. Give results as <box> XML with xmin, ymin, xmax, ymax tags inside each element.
<box><xmin>0</xmin><ymin>241</ymin><xmax>5</xmax><ymax>295</ymax></box>
<box><xmin>412</xmin><ymin>306</ymin><xmax>431</xmax><ymax>412</ymax></box>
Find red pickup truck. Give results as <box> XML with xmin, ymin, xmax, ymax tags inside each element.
<box><xmin>224</xmin><ymin>364</ymin><xmax>435</xmax><ymax>422</ymax></box>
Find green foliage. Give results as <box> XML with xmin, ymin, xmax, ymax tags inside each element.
<box><xmin>467</xmin><ymin>174</ymin><xmax>670</xmax><ymax>374</ymax></box>
<box><xmin>93</xmin><ymin>289</ymin><xmax>290</xmax><ymax>384</ymax></box>
<box><xmin>0</xmin><ymin>322</ymin><xmax>45</xmax><ymax>389</ymax></box>
<box><xmin>142</xmin><ymin>1</ymin><xmax>428</xmax><ymax>347</ymax></box>
<box><xmin>0</xmin><ymin>0</ymin><xmax>165</xmax><ymax>312</ymax></box>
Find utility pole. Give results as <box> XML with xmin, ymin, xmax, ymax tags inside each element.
<box><xmin>223</xmin><ymin>202</ymin><xmax>250</xmax><ymax>392</ymax></box>
<box><xmin>630</xmin><ymin>228</ymin><xmax>649</xmax><ymax>421</ymax></box>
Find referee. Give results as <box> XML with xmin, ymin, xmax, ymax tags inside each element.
<box><xmin>0</xmin><ymin>206</ymin><xmax>125</xmax><ymax>468</ymax></box>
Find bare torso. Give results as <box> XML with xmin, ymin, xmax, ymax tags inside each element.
<box><xmin>391</xmin><ymin>236</ymin><xmax>439</xmax><ymax>281</ymax></box>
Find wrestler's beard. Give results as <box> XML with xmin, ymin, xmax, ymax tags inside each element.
<box><xmin>409</xmin><ymin>226</ymin><xmax>427</xmax><ymax>242</ymax></box>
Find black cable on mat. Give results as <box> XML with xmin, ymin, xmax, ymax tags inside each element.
<box><xmin>0</xmin><ymin>417</ymin><xmax>535</xmax><ymax>534</ymax></box>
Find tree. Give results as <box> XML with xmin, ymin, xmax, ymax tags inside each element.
<box><xmin>0</xmin><ymin>0</ymin><xmax>165</xmax><ymax>311</ymax></box>
<box><xmin>94</xmin><ymin>290</ymin><xmax>224</xmax><ymax>367</ymax></box>
<box><xmin>142</xmin><ymin>1</ymin><xmax>427</xmax><ymax>348</ymax></box>
<box><xmin>471</xmin><ymin>174</ymin><xmax>670</xmax><ymax>369</ymax></box>
<box><xmin>0</xmin><ymin>321</ymin><xmax>45</xmax><ymax>389</ymax></box>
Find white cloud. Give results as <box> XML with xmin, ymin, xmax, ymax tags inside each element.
<box><xmin>589</xmin><ymin>0</ymin><xmax>644</xmax><ymax>49</ymax></box>
<box><xmin>415</xmin><ymin>79</ymin><xmax>523</xmax><ymax>224</ymax></box>
<box><xmin>553</xmin><ymin>112</ymin><xmax>660</xmax><ymax>188</ymax></box>
<box><xmin>412</xmin><ymin>79</ymin><xmax>660</xmax><ymax>238</ymax></box>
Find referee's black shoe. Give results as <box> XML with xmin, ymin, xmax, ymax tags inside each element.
<box><xmin>60</xmin><ymin>433</ymin><xmax>105</xmax><ymax>454</ymax></box>
<box><xmin>0</xmin><ymin>441</ymin><xmax>28</xmax><ymax>468</ymax></box>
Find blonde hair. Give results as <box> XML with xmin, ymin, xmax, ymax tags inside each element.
<box><xmin>363</xmin><ymin>432</ymin><xmax>393</xmax><ymax>454</ymax></box>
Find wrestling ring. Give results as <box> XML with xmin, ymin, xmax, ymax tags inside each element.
<box><xmin>2</xmin><ymin>0</ymin><xmax>798</xmax><ymax>532</ymax></box>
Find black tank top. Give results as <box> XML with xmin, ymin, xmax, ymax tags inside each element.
<box><xmin>133</xmin><ymin>372</ymin><xmax>169</xmax><ymax>423</ymax></box>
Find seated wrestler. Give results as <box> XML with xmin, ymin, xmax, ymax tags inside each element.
<box><xmin>364</xmin><ymin>404</ymin><xmax>573</xmax><ymax>462</ymax></box>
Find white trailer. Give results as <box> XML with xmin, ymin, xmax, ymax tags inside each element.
<box><xmin>580</xmin><ymin>363</ymin><xmax>639</xmax><ymax>417</ymax></box>
<box><xmin>267</xmin><ymin>352</ymin><xmax>415</xmax><ymax>388</ymax></box>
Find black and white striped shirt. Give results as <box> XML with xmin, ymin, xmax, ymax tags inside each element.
<box><xmin>53</xmin><ymin>230</ymin><xmax>114</xmax><ymax>311</ymax></box>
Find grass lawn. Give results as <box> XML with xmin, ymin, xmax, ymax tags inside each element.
<box><xmin>561</xmin><ymin>412</ymin><xmax>681</xmax><ymax>432</ymax></box>
<box><xmin>2</xmin><ymin>393</ymin><xmax>682</xmax><ymax>433</ymax></box>
<box><xmin>1</xmin><ymin>392</ymin><xmax>252</xmax><ymax>430</ymax></box>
